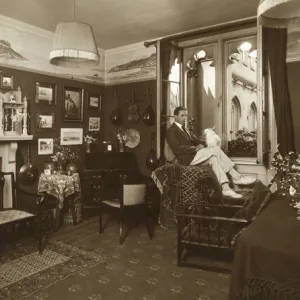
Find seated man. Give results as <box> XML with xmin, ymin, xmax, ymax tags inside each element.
<box><xmin>166</xmin><ymin>106</ymin><xmax>256</xmax><ymax>199</ymax></box>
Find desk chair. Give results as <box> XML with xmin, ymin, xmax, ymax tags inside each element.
<box><xmin>99</xmin><ymin>174</ymin><xmax>154</xmax><ymax>245</ymax></box>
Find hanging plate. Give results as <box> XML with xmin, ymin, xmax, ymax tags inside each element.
<box><xmin>125</xmin><ymin>128</ymin><xmax>140</xmax><ymax>148</ymax></box>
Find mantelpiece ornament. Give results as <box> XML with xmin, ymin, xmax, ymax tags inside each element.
<box><xmin>0</xmin><ymin>86</ymin><xmax>32</xmax><ymax>141</ymax></box>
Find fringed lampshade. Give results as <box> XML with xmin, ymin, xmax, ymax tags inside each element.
<box><xmin>49</xmin><ymin>22</ymin><xmax>99</xmax><ymax>68</ymax></box>
<box><xmin>258</xmin><ymin>0</ymin><xmax>300</xmax><ymax>28</ymax></box>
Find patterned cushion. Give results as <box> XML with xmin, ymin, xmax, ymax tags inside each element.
<box><xmin>0</xmin><ymin>210</ymin><xmax>35</xmax><ymax>225</ymax></box>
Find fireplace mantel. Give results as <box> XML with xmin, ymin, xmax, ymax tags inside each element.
<box><xmin>0</xmin><ymin>135</ymin><xmax>33</xmax><ymax>141</ymax></box>
<box><xmin>0</xmin><ymin>135</ymin><xmax>34</xmax><ymax>208</ymax></box>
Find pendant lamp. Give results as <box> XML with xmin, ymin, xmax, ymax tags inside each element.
<box><xmin>258</xmin><ymin>0</ymin><xmax>300</xmax><ymax>28</ymax></box>
<box><xmin>49</xmin><ymin>0</ymin><xmax>99</xmax><ymax>68</ymax></box>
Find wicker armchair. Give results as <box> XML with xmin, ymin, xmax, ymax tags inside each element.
<box><xmin>152</xmin><ymin>164</ymin><xmax>270</xmax><ymax>273</ymax></box>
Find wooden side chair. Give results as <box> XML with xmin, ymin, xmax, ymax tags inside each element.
<box><xmin>99</xmin><ymin>174</ymin><xmax>154</xmax><ymax>245</ymax></box>
<box><xmin>0</xmin><ymin>171</ymin><xmax>44</xmax><ymax>253</ymax></box>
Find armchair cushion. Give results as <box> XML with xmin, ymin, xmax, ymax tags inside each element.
<box><xmin>0</xmin><ymin>209</ymin><xmax>35</xmax><ymax>225</ymax></box>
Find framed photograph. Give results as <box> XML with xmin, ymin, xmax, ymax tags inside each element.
<box><xmin>88</xmin><ymin>117</ymin><xmax>100</xmax><ymax>131</ymax></box>
<box><xmin>1</xmin><ymin>74</ymin><xmax>13</xmax><ymax>89</ymax></box>
<box><xmin>60</xmin><ymin>128</ymin><xmax>83</xmax><ymax>145</ymax></box>
<box><xmin>36</xmin><ymin>112</ymin><xmax>55</xmax><ymax>132</ymax></box>
<box><xmin>63</xmin><ymin>86</ymin><xmax>84</xmax><ymax>122</ymax></box>
<box><xmin>88</xmin><ymin>93</ymin><xmax>101</xmax><ymax>110</ymax></box>
<box><xmin>38</xmin><ymin>138</ymin><xmax>54</xmax><ymax>155</ymax></box>
<box><xmin>35</xmin><ymin>82</ymin><xmax>57</xmax><ymax>105</ymax></box>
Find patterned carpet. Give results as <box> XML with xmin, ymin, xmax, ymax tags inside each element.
<box><xmin>0</xmin><ymin>240</ymin><xmax>105</xmax><ymax>300</ymax></box>
<box><xmin>0</xmin><ymin>217</ymin><xmax>231</xmax><ymax>300</ymax></box>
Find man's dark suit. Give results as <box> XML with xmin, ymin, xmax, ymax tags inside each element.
<box><xmin>166</xmin><ymin>123</ymin><xmax>206</xmax><ymax>166</ymax></box>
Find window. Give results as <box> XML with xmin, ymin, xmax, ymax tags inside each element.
<box><xmin>249</xmin><ymin>102</ymin><xmax>257</xmax><ymax>132</ymax></box>
<box><xmin>182</xmin><ymin>30</ymin><xmax>261</xmax><ymax>162</ymax></box>
<box><xmin>230</xmin><ymin>96</ymin><xmax>241</xmax><ymax>138</ymax></box>
<box><xmin>225</xmin><ymin>37</ymin><xmax>258</xmax><ymax>159</ymax></box>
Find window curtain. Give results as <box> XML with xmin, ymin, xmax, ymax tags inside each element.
<box><xmin>263</xmin><ymin>27</ymin><xmax>295</xmax><ymax>155</ymax></box>
<box><xmin>159</xmin><ymin>41</ymin><xmax>182</xmax><ymax>164</ymax></box>
<box><xmin>186</xmin><ymin>62</ymin><xmax>203</xmax><ymax>138</ymax></box>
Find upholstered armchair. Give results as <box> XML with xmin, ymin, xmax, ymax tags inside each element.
<box><xmin>0</xmin><ymin>171</ymin><xmax>44</xmax><ymax>253</ymax></box>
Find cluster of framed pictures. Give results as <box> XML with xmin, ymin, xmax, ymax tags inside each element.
<box><xmin>36</xmin><ymin>82</ymin><xmax>102</xmax><ymax>156</ymax></box>
<box><xmin>38</xmin><ymin>128</ymin><xmax>84</xmax><ymax>155</ymax></box>
<box><xmin>36</xmin><ymin>82</ymin><xmax>102</xmax><ymax>122</ymax></box>
<box><xmin>37</xmin><ymin>113</ymin><xmax>100</xmax><ymax>133</ymax></box>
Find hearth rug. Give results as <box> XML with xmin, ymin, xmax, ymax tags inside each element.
<box><xmin>0</xmin><ymin>240</ymin><xmax>106</xmax><ymax>300</ymax></box>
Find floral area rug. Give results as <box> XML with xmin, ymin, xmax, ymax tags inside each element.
<box><xmin>0</xmin><ymin>240</ymin><xmax>105</xmax><ymax>300</ymax></box>
<box><xmin>22</xmin><ymin>217</ymin><xmax>230</xmax><ymax>300</ymax></box>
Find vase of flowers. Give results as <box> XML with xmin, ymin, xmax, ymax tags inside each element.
<box><xmin>51</xmin><ymin>139</ymin><xmax>80</xmax><ymax>175</ymax></box>
<box><xmin>271</xmin><ymin>150</ymin><xmax>300</xmax><ymax>219</ymax></box>
<box><xmin>84</xmin><ymin>132</ymin><xmax>96</xmax><ymax>153</ymax></box>
<box><xmin>116</xmin><ymin>128</ymin><xmax>128</xmax><ymax>152</ymax></box>
<box><xmin>57</xmin><ymin>159</ymin><xmax>65</xmax><ymax>174</ymax></box>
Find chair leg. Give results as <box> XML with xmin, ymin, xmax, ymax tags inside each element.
<box><xmin>145</xmin><ymin>205</ymin><xmax>153</xmax><ymax>240</ymax></box>
<box><xmin>72</xmin><ymin>199</ymin><xmax>77</xmax><ymax>226</ymax></box>
<box><xmin>99</xmin><ymin>211</ymin><xmax>103</xmax><ymax>234</ymax></box>
<box><xmin>54</xmin><ymin>207</ymin><xmax>61</xmax><ymax>231</ymax></box>
<box><xmin>134</xmin><ymin>209</ymin><xmax>139</xmax><ymax>228</ymax></box>
<box><xmin>37</xmin><ymin>216</ymin><xmax>43</xmax><ymax>255</ymax></box>
<box><xmin>119</xmin><ymin>210</ymin><xmax>124</xmax><ymax>245</ymax></box>
<box><xmin>177</xmin><ymin>217</ymin><xmax>183</xmax><ymax>266</ymax></box>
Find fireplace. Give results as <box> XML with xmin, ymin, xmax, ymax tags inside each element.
<box><xmin>0</xmin><ymin>136</ymin><xmax>33</xmax><ymax>208</ymax></box>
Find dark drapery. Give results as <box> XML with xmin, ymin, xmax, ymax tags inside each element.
<box><xmin>263</xmin><ymin>27</ymin><xmax>295</xmax><ymax>155</ymax></box>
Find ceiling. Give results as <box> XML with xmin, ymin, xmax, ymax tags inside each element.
<box><xmin>0</xmin><ymin>0</ymin><xmax>259</xmax><ymax>49</ymax></box>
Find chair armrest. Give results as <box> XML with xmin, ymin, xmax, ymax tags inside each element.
<box><xmin>176</xmin><ymin>213</ymin><xmax>249</xmax><ymax>224</ymax></box>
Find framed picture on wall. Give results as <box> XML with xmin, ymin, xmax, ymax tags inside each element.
<box><xmin>60</xmin><ymin>128</ymin><xmax>83</xmax><ymax>145</ymax></box>
<box><xmin>38</xmin><ymin>138</ymin><xmax>54</xmax><ymax>155</ymax></box>
<box><xmin>88</xmin><ymin>117</ymin><xmax>100</xmax><ymax>131</ymax></box>
<box><xmin>35</xmin><ymin>82</ymin><xmax>57</xmax><ymax>105</ymax></box>
<box><xmin>63</xmin><ymin>86</ymin><xmax>84</xmax><ymax>122</ymax></box>
<box><xmin>88</xmin><ymin>93</ymin><xmax>101</xmax><ymax>110</ymax></box>
<box><xmin>36</xmin><ymin>112</ymin><xmax>55</xmax><ymax>132</ymax></box>
<box><xmin>0</xmin><ymin>74</ymin><xmax>13</xmax><ymax>89</ymax></box>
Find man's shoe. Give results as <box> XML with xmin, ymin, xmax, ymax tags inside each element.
<box><xmin>222</xmin><ymin>189</ymin><xmax>243</xmax><ymax>199</ymax></box>
<box><xmin>232</xmin><ymin>176</ymin><xmax>256</xmax><ymax>186</ymax></box>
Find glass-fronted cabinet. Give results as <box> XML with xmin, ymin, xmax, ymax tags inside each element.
<box><xmin>0</xmin><ymin>86</ymin><xmax>28</xmax><ymax>137</ymax></box>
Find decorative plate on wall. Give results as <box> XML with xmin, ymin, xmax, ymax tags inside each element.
<box><xmin>125</xmin><ymin>128</ymin><xmax>140</xmax><ymax>148</ymax></box>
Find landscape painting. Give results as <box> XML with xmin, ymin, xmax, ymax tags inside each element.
<box><xmin>287</xmin><ymin>28</ymin><xmax>300</xmax><ymax>62</ymax></box>
<box><xmin>105</xmin><ymin>43</ymin><xmax>156</xmax><ymax>84</ymax></box>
